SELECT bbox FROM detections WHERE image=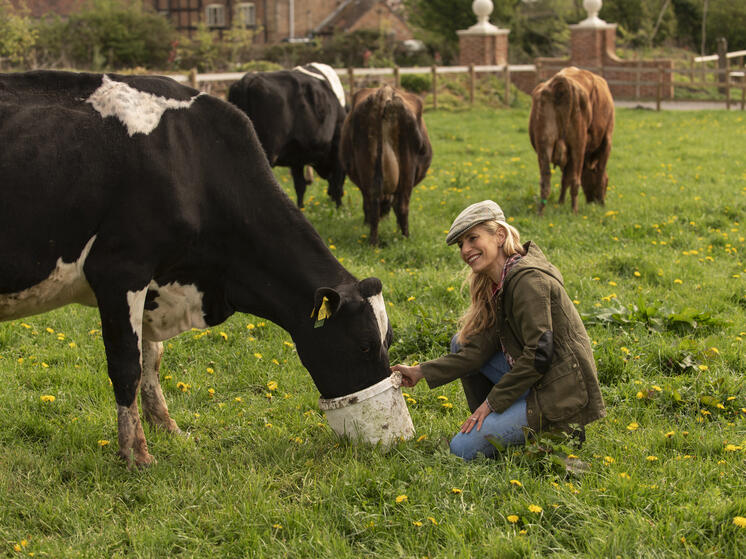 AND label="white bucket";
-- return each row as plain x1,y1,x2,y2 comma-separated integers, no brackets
318,372,415,447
